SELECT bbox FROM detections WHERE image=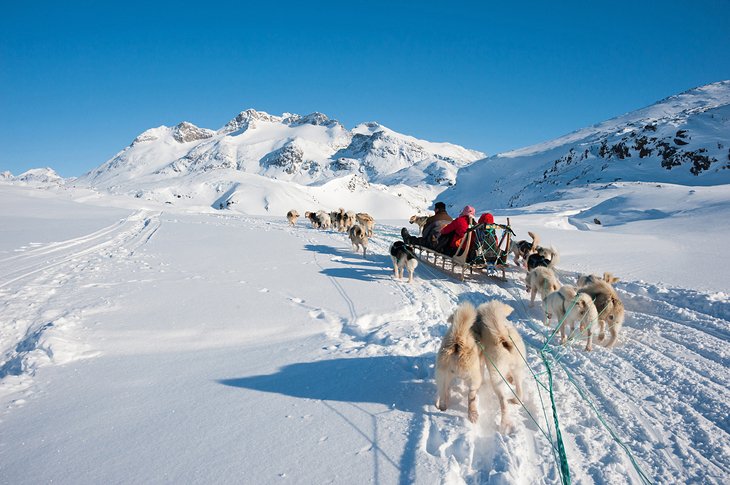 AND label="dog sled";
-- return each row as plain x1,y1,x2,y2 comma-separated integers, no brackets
411,219,514,281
